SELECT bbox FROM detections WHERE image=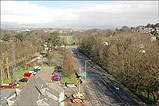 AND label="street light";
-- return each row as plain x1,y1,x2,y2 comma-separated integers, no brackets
85,60,91,79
